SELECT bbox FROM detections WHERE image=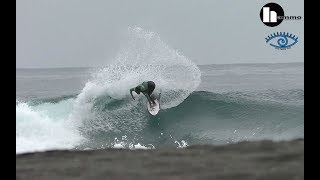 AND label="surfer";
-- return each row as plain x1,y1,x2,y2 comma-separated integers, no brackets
130,81,156,106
